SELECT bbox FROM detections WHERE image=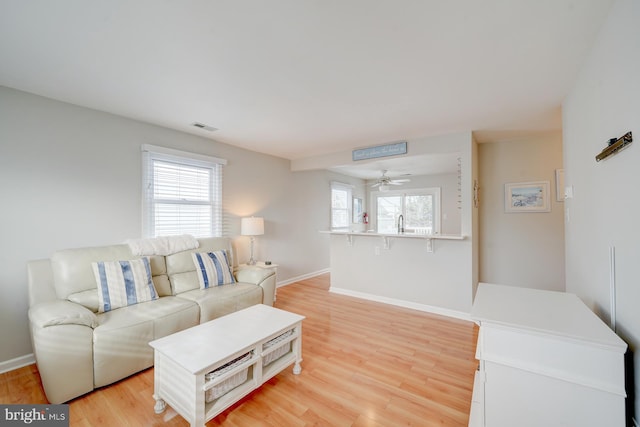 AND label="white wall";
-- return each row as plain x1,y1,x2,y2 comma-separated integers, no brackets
329,235,472,316
0,86,331,366
478,135,565,291
562,0,640,421
471,135,479,298
328,131,477,315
